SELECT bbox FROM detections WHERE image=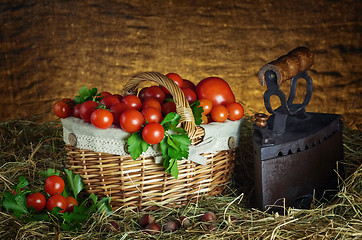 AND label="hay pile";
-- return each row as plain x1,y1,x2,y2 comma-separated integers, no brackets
0,118,361,239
